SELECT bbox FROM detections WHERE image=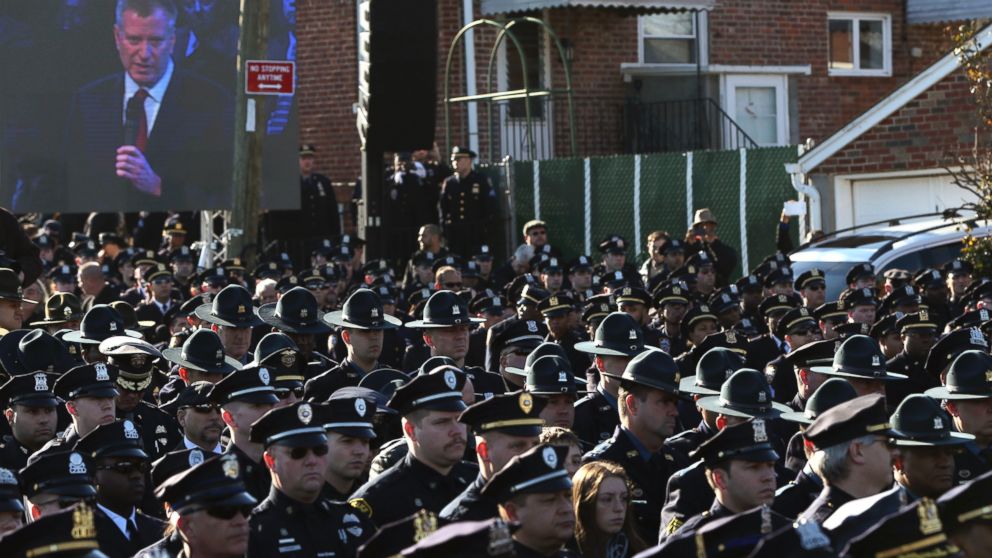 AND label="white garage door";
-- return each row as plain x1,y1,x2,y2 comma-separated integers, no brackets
848,173,976,227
